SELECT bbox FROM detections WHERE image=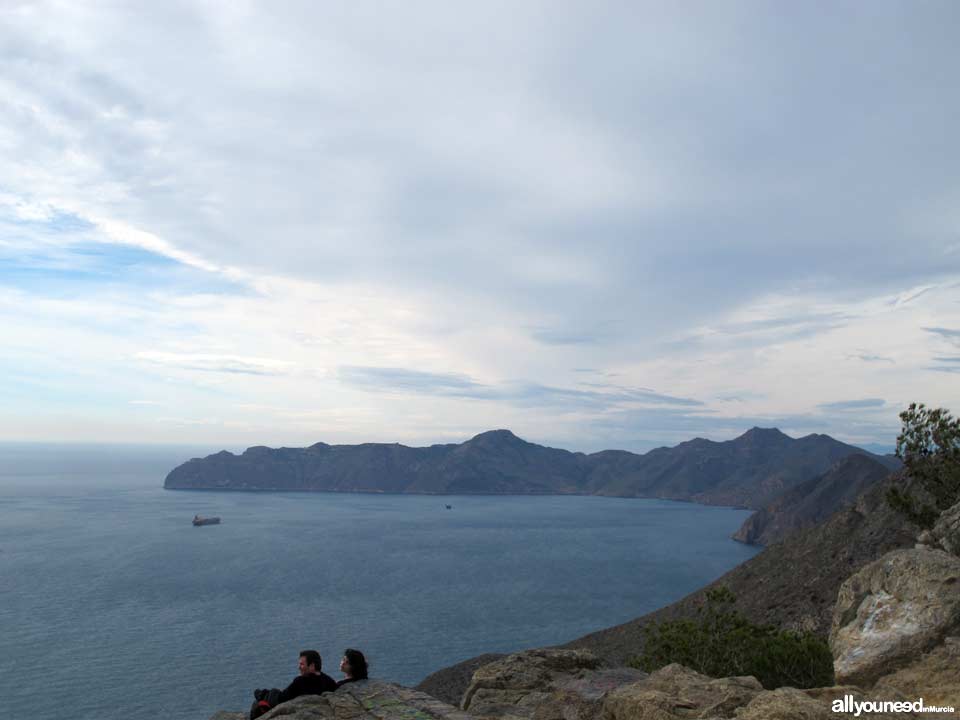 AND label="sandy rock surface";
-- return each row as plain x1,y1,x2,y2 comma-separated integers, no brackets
461,649,645,720
602,663,763,719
